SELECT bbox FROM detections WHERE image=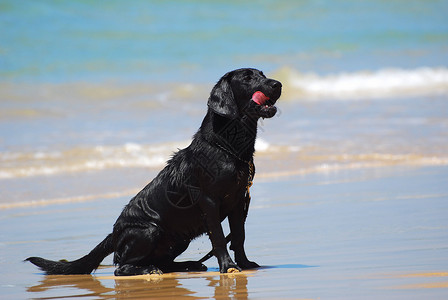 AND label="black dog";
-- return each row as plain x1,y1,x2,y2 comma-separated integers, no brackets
26,68,282,275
